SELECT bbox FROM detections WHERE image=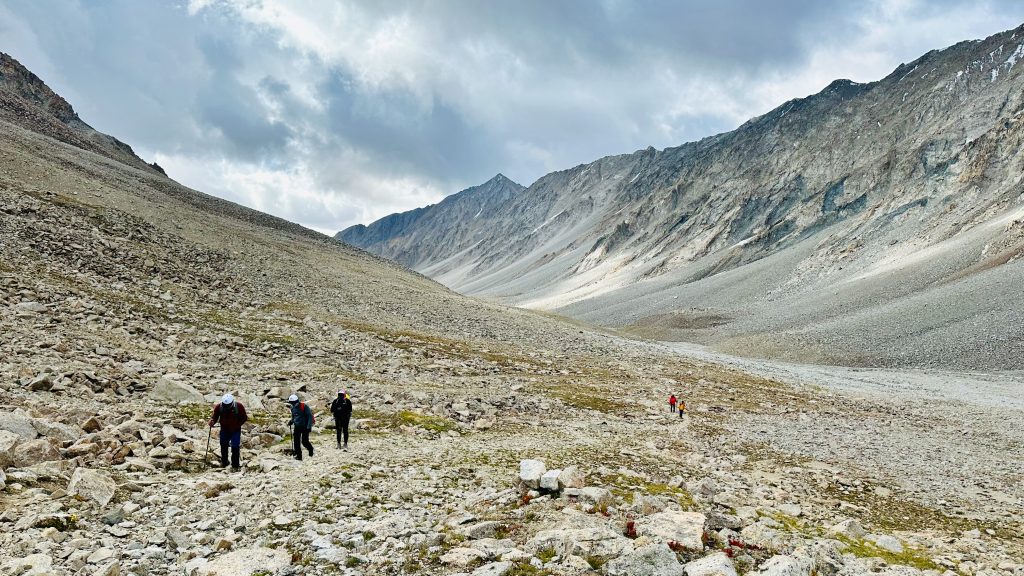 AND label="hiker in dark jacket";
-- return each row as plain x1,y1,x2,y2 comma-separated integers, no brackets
287,394,315,460
209,394,248,470
329,389,353,450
